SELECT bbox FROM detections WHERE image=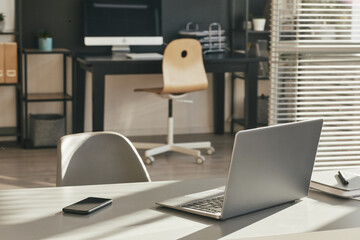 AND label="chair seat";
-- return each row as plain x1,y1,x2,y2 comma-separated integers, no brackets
134,88,190,99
